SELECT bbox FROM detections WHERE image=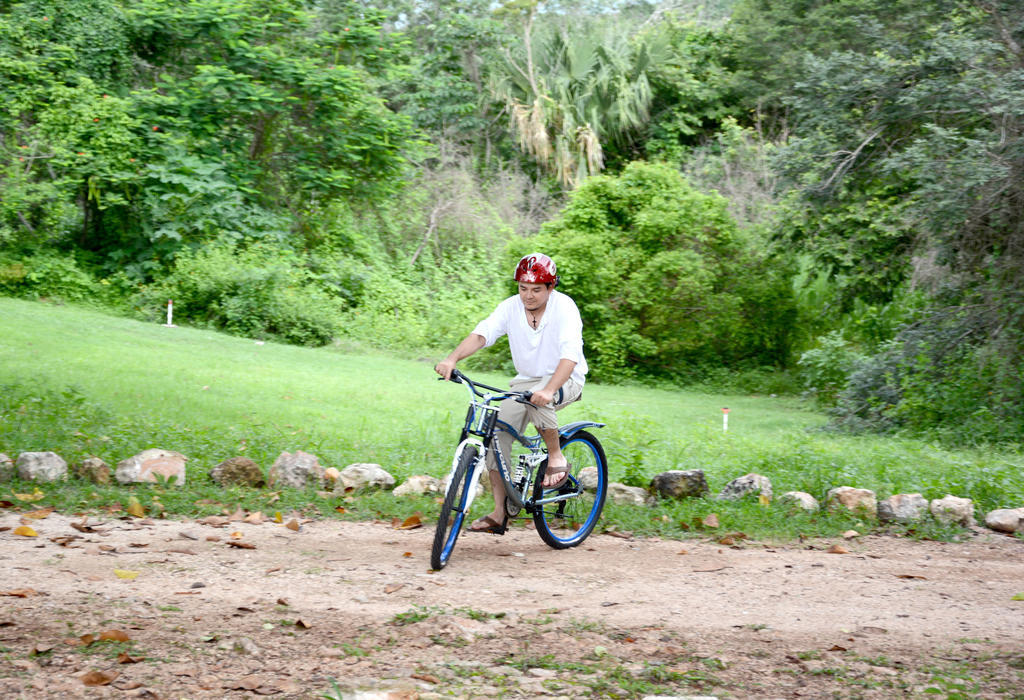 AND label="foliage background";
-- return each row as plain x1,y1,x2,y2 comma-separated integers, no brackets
1,0,1022,447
